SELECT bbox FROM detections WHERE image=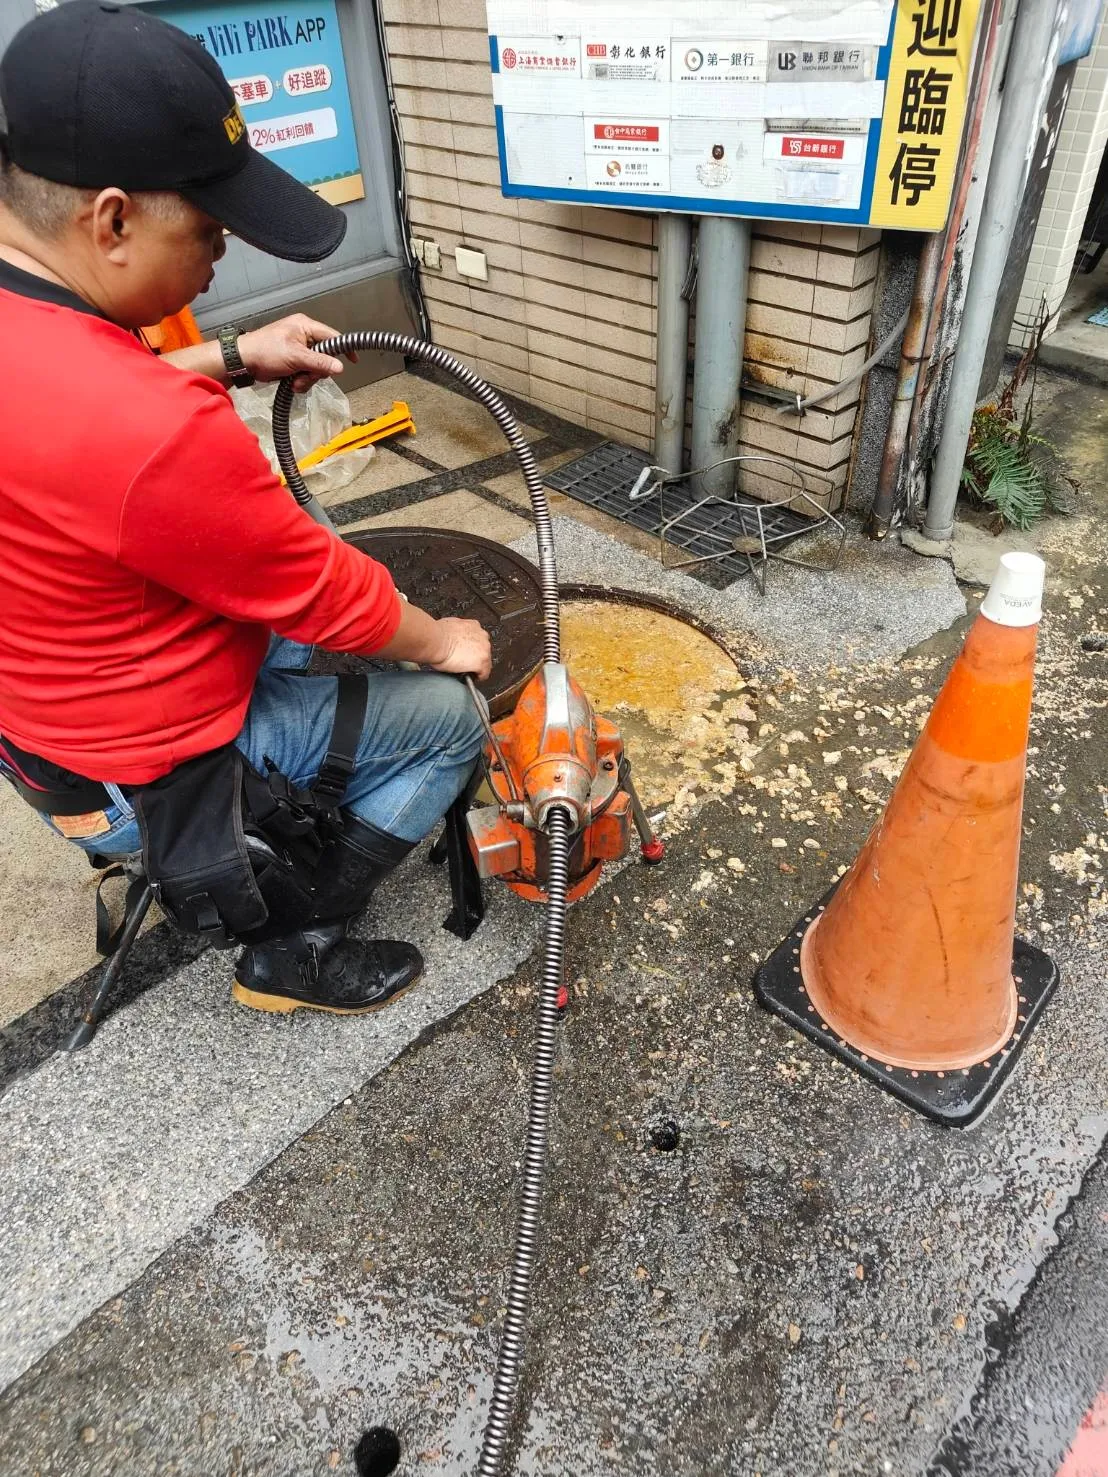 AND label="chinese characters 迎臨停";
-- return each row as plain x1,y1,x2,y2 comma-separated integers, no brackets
907,0,962,56
888,140,941,204
899,66,953,134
